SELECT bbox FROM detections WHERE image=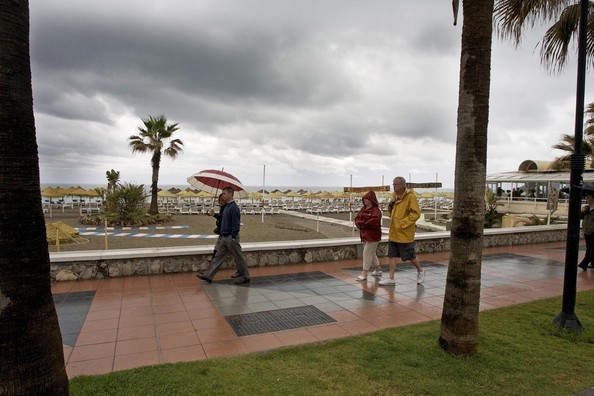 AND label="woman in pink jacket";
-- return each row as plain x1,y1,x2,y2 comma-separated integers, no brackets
354,190,383,281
